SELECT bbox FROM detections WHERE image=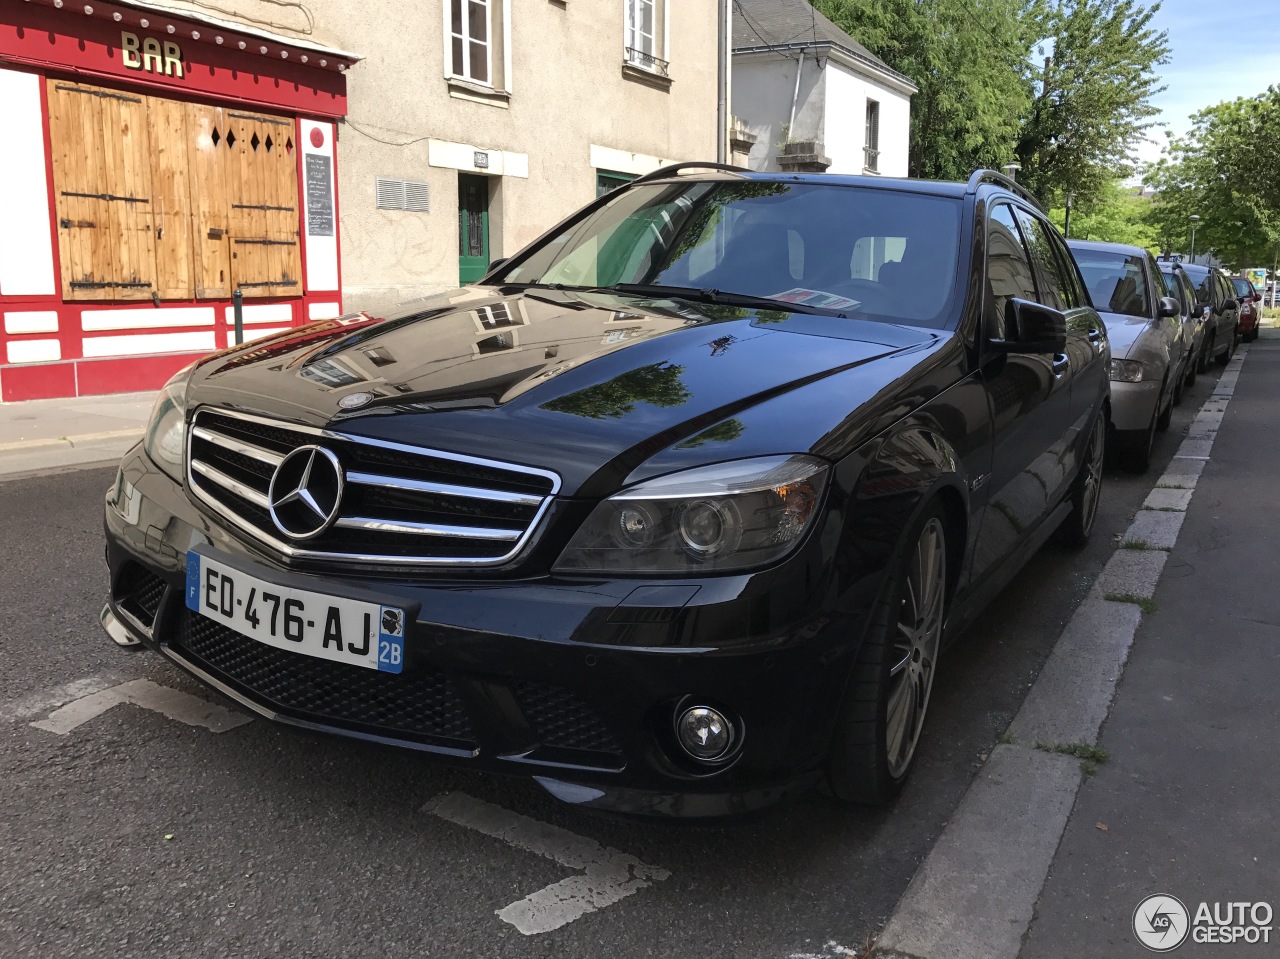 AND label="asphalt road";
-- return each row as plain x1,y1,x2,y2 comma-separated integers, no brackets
0,363,1227,959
